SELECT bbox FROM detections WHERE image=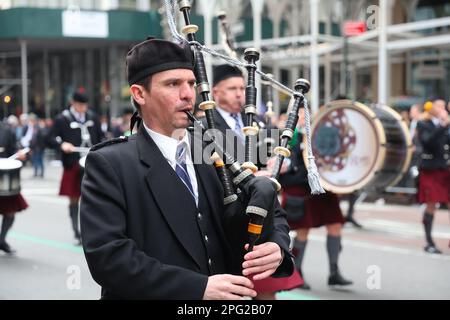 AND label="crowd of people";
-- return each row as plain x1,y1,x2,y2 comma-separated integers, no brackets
0,93,136,252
